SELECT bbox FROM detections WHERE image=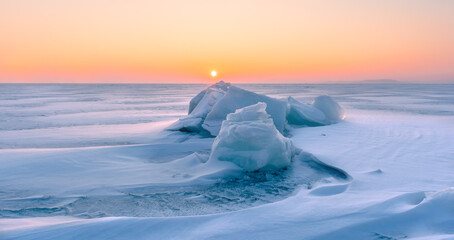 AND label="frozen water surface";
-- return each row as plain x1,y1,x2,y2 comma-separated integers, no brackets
1,83,453,239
